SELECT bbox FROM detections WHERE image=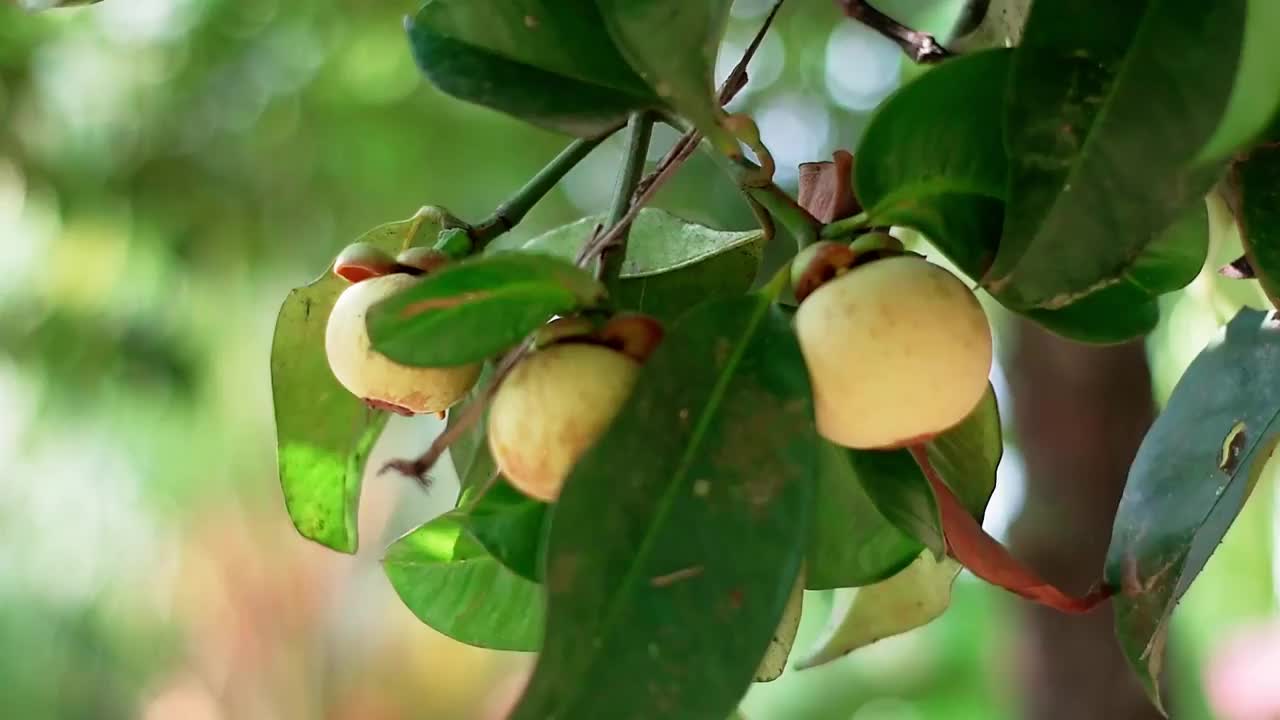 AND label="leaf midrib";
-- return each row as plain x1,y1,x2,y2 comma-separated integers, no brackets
543,295,773,717
1001,3,1177,278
